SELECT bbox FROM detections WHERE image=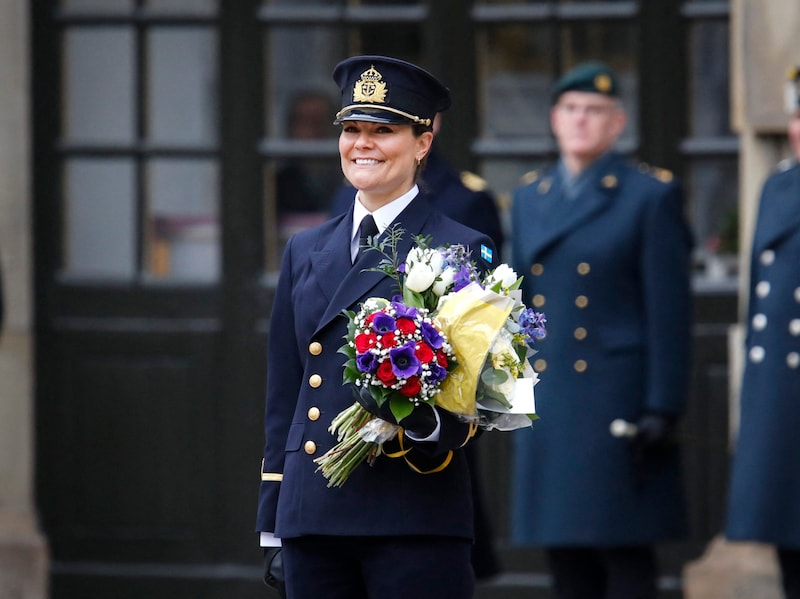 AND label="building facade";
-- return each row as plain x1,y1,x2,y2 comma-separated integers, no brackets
0,1,796,597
